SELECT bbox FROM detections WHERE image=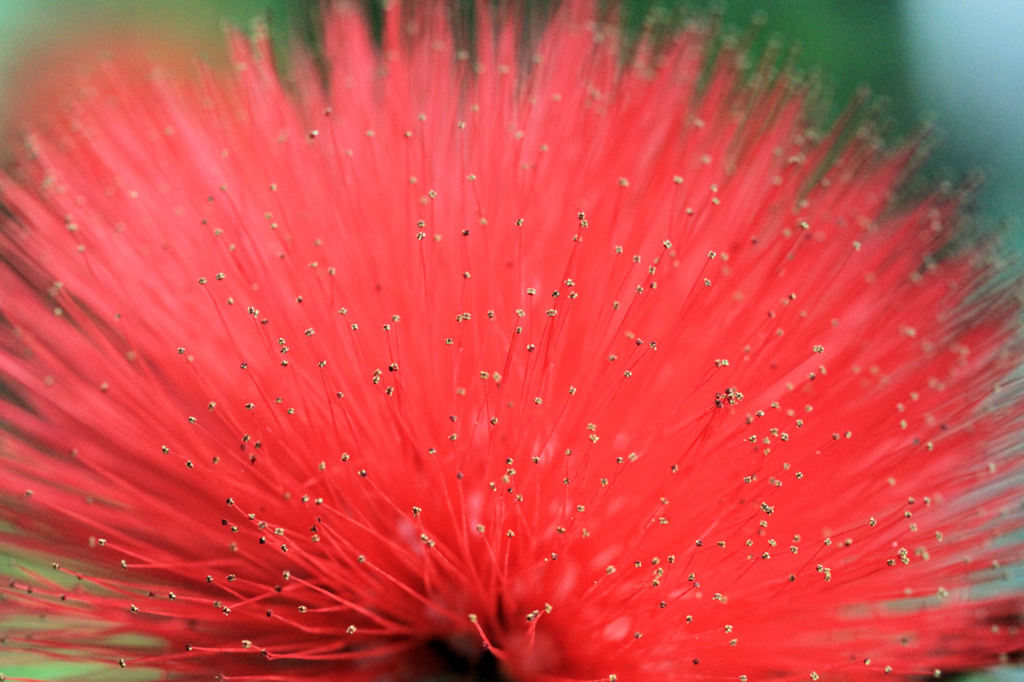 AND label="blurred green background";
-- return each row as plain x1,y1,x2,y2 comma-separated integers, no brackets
0,0,1021,680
